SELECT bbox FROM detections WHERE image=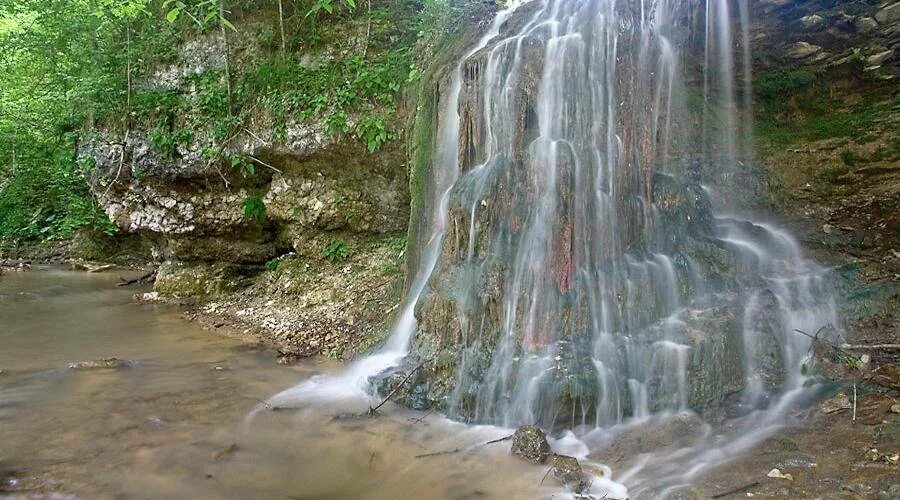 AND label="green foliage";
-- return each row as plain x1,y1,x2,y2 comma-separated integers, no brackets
150,127,193,158
163,0,235,31
321,238,349,262
0,0,442,244
307,0,356,17
242,195,266,221
383,234,406,256
229,153,255,176
0,0,149,245
265,257,279,272
754,68,820,102
357,114,396,152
